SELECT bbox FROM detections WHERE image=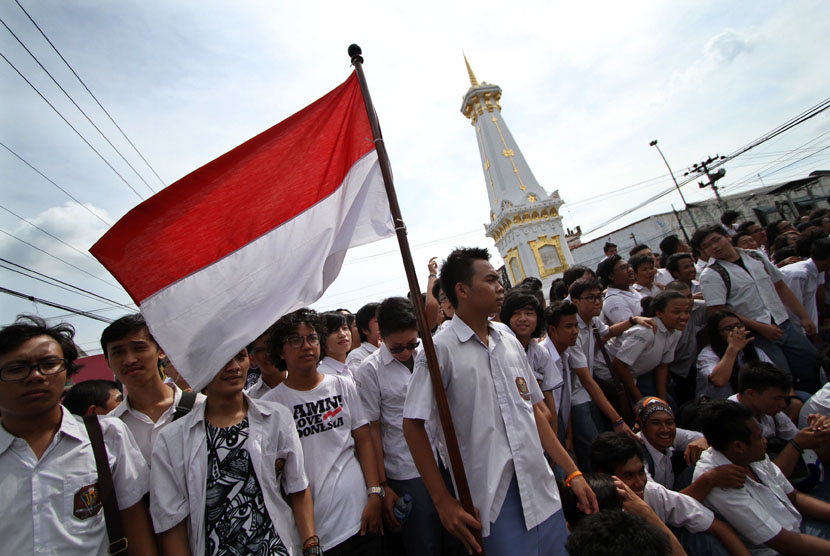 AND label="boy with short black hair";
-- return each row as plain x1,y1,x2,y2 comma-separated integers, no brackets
102,314,204,463
630,253,661,298
63,379,124,416
0,315,156,555
347,302,382,368
246,326,288,398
